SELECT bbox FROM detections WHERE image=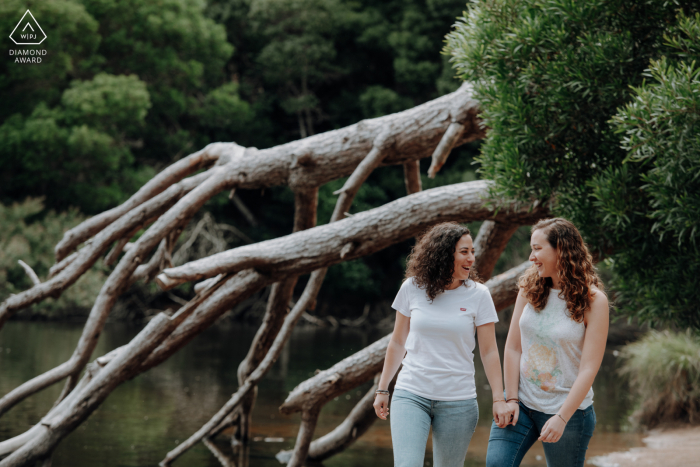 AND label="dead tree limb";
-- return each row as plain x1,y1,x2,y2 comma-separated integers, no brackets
0,270,262,464
487,261,530,310
156,181,546,289
54,146,225,262
402,160,422,195
427,122,465,178
473,220,521,281
0,163,234,416
52,81,482,267
17,261,40,286
0,169,214,329
163,127,397,464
